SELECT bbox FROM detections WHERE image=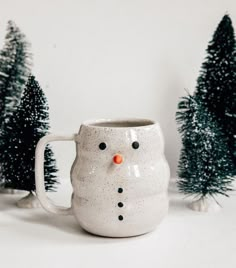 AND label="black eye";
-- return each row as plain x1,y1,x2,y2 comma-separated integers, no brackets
99,142,106,150
132,141,139,149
